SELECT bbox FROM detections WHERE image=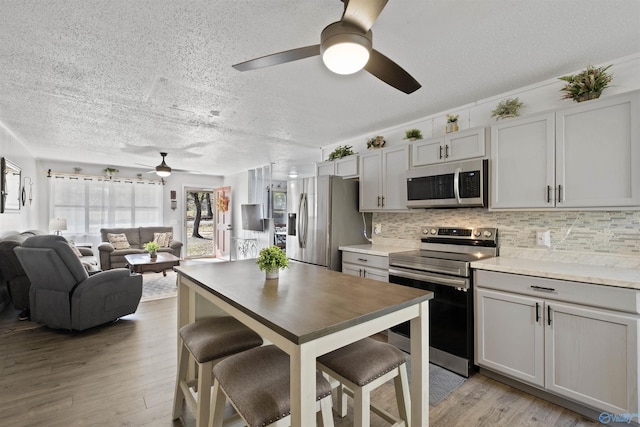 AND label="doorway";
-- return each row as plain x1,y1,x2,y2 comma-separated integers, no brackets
214,186,232,259
184,188,215,259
